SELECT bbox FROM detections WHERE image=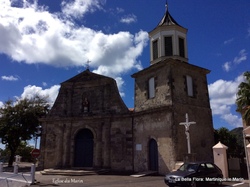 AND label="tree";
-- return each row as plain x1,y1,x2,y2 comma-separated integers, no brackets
214,127,244,158
236,71,250,125
0,142,34,162
0,96,49,166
